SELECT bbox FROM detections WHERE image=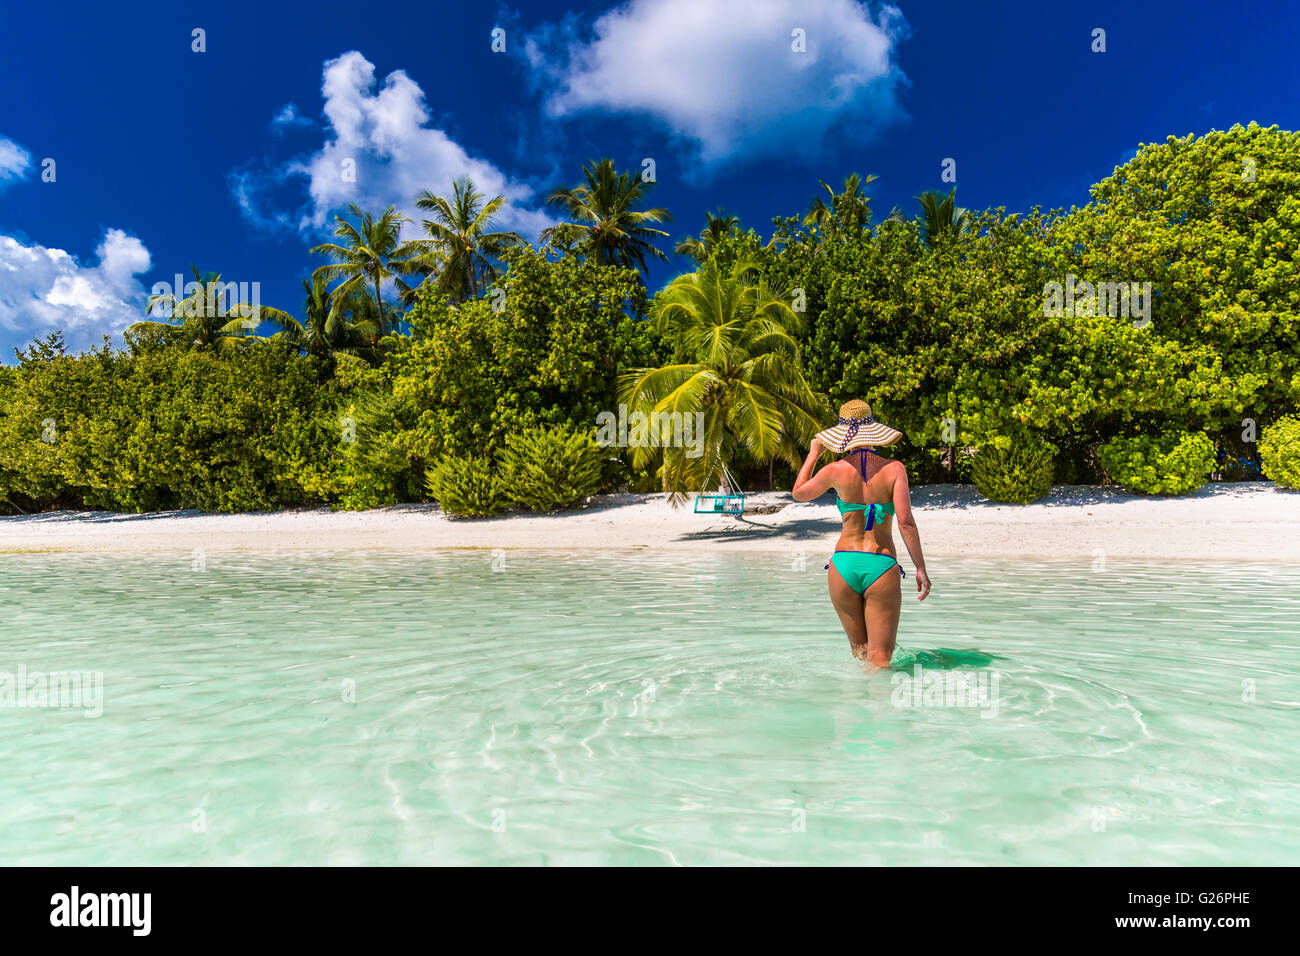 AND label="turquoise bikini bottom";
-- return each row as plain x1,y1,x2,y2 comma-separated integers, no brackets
825,550,905,594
